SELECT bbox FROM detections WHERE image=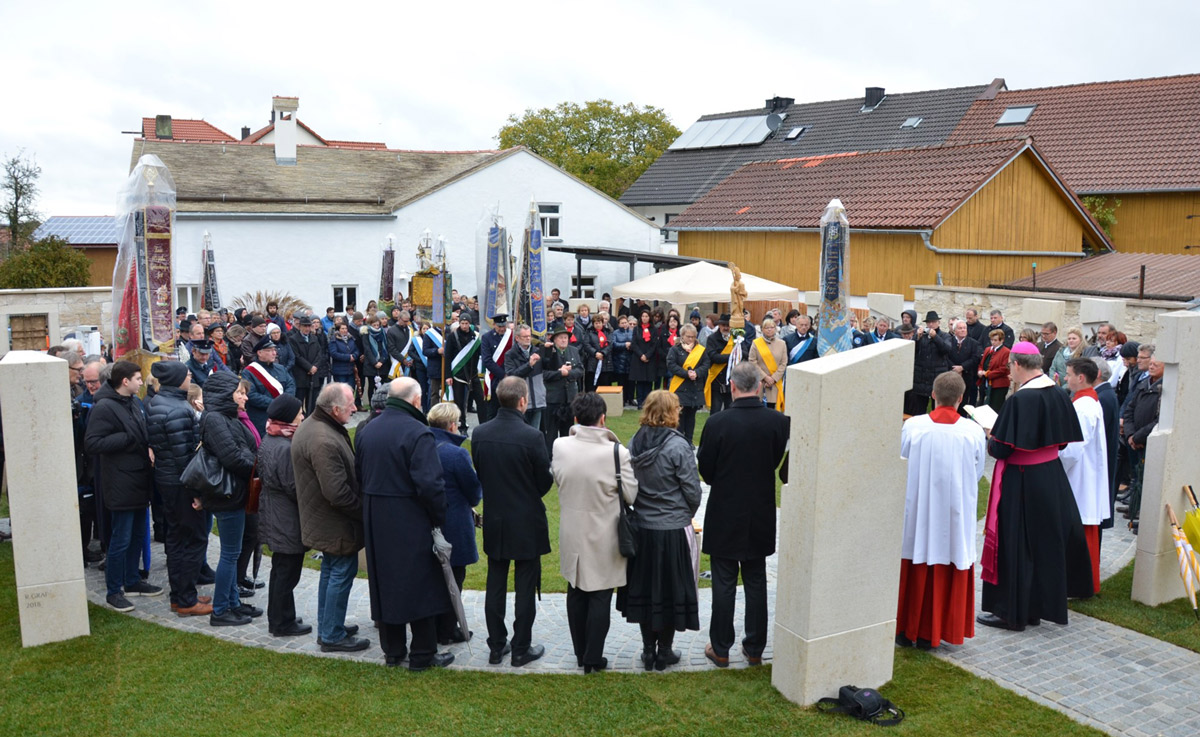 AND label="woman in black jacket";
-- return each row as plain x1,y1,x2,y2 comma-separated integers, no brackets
199,371,259,626
257,394,311,637
665,324,711,445
629,310,658,408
